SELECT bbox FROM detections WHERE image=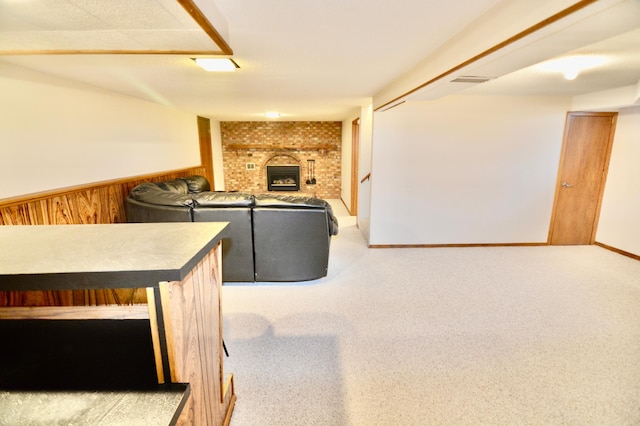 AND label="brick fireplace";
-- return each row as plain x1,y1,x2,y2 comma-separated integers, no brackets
266,165,300,191
220,121,341,199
